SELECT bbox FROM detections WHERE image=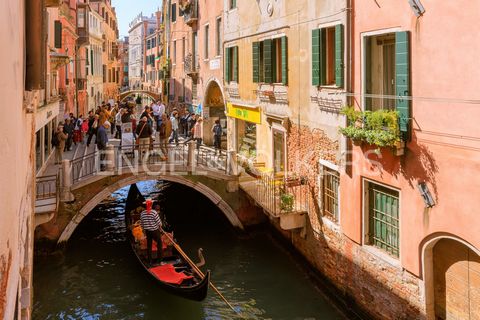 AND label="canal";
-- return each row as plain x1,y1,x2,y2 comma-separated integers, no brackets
33,181,350,320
